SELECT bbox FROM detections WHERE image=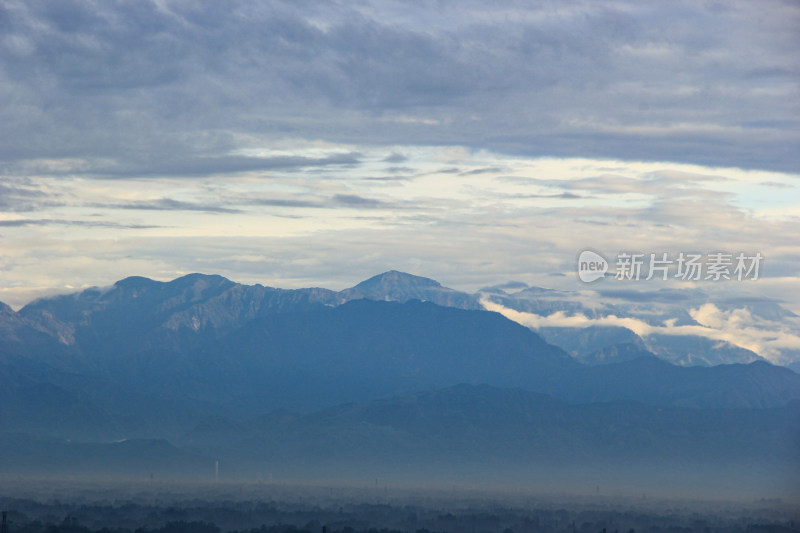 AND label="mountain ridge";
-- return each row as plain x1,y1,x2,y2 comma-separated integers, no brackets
175,383,800,492
7,270,785,369
1,273,798,435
